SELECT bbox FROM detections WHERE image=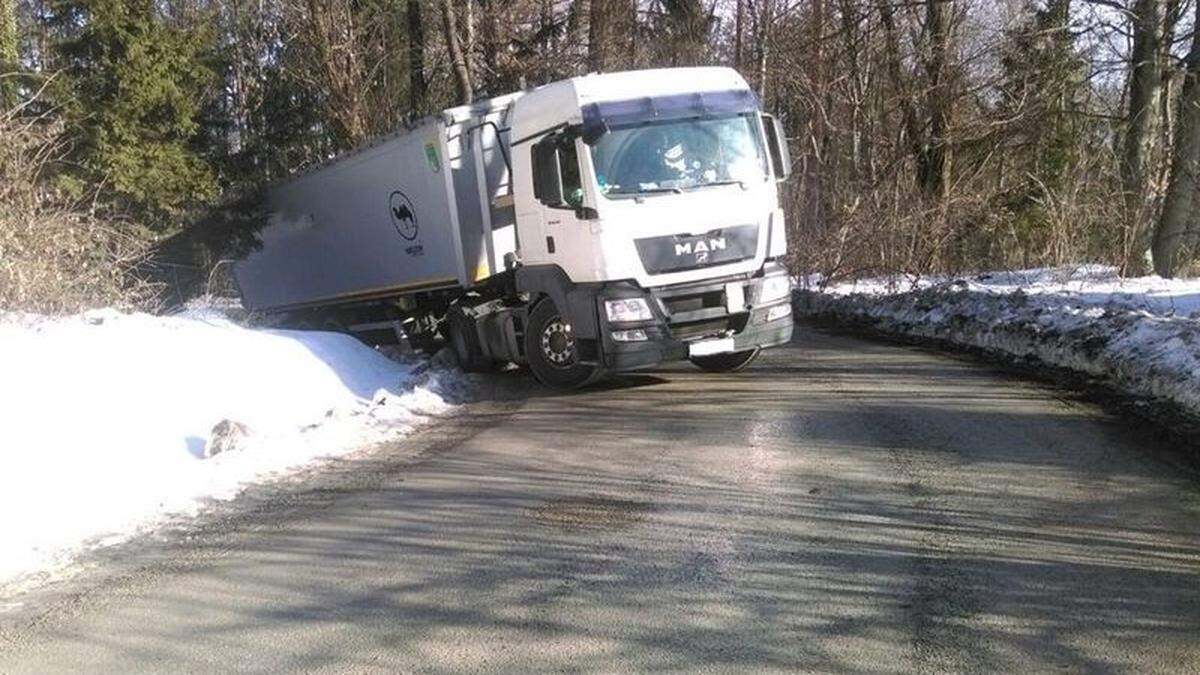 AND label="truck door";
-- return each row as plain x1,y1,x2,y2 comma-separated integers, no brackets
529,134,595,270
